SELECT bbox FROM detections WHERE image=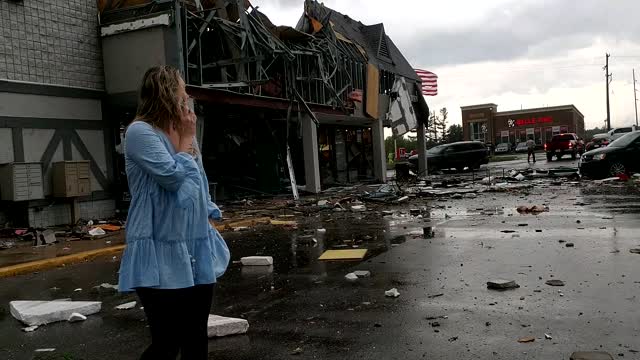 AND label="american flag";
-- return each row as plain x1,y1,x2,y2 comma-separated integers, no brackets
415,69,438,96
